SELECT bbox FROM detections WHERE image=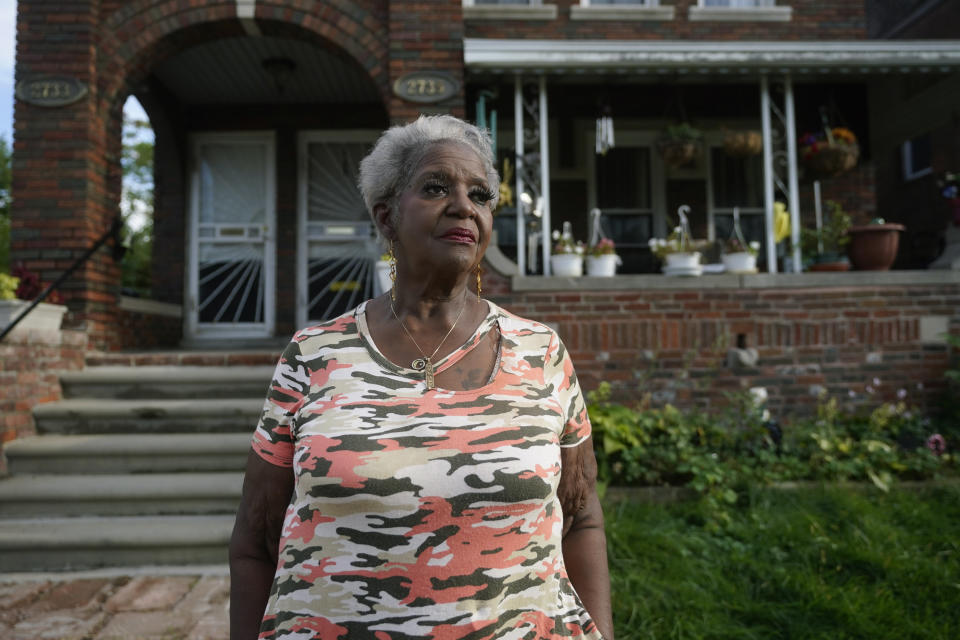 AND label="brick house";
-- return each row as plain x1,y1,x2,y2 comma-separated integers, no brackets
6,0,960,426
